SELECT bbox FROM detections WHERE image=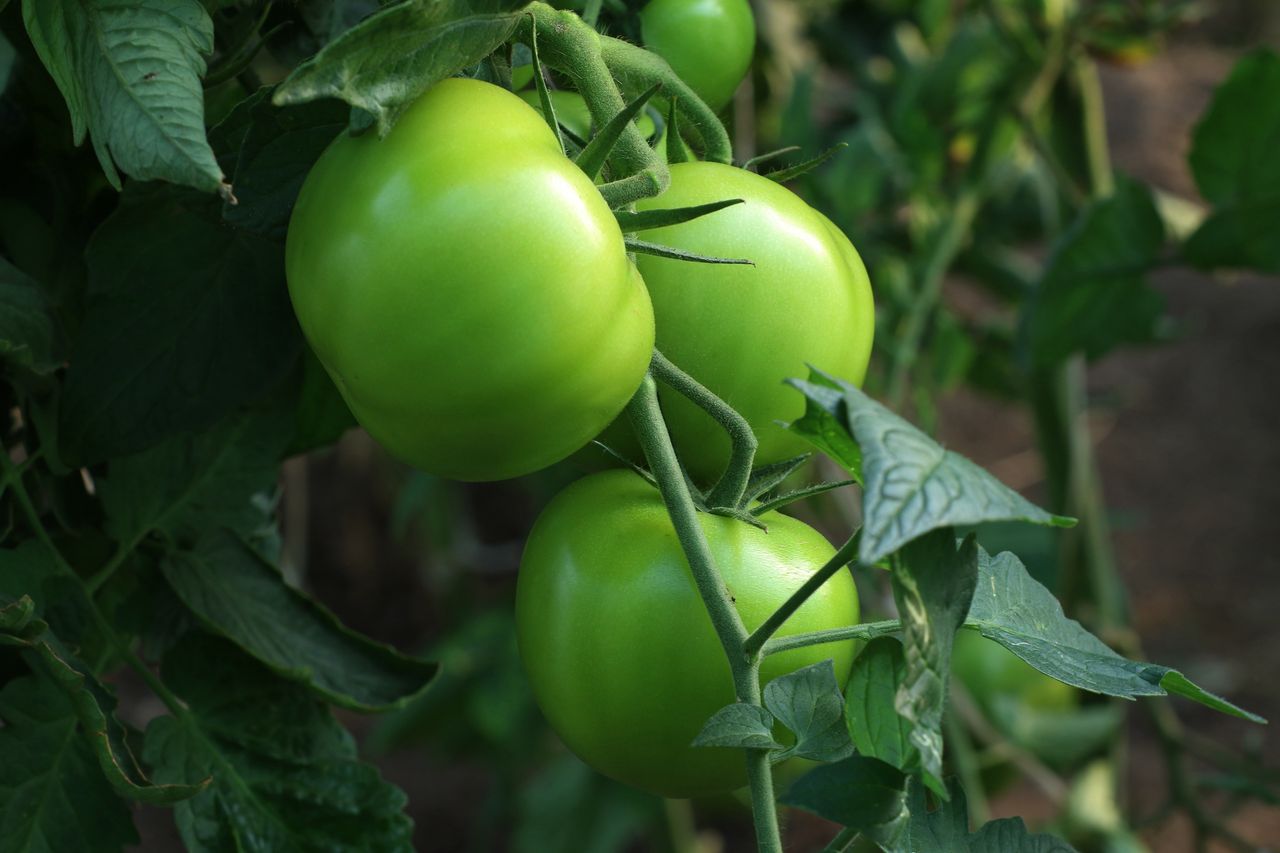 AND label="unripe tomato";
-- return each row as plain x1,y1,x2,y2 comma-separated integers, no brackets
286,78,654,481
624,162,875,482
516,470,861,798
640,0,756,110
